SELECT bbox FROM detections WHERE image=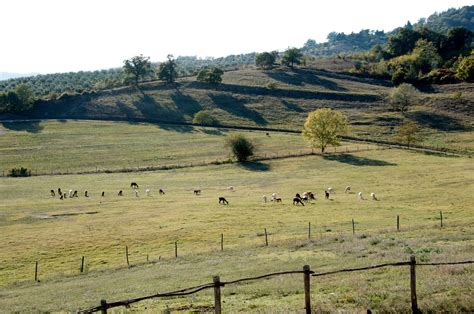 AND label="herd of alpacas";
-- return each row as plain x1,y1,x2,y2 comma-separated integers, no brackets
49,183,378,205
